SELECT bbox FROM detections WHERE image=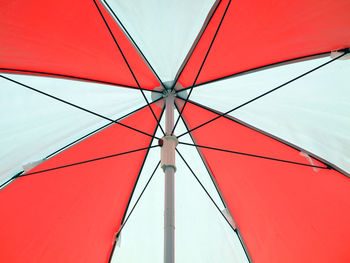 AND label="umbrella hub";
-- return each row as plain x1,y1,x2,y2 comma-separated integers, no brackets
162,88,176,98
